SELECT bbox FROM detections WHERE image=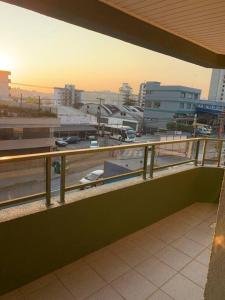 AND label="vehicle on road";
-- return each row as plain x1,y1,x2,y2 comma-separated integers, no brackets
136,131,142,137
196,124,212,136
63,136,81,144
103,125,136,142
79,169,104,187
55,139,68,147
90,140,99,148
